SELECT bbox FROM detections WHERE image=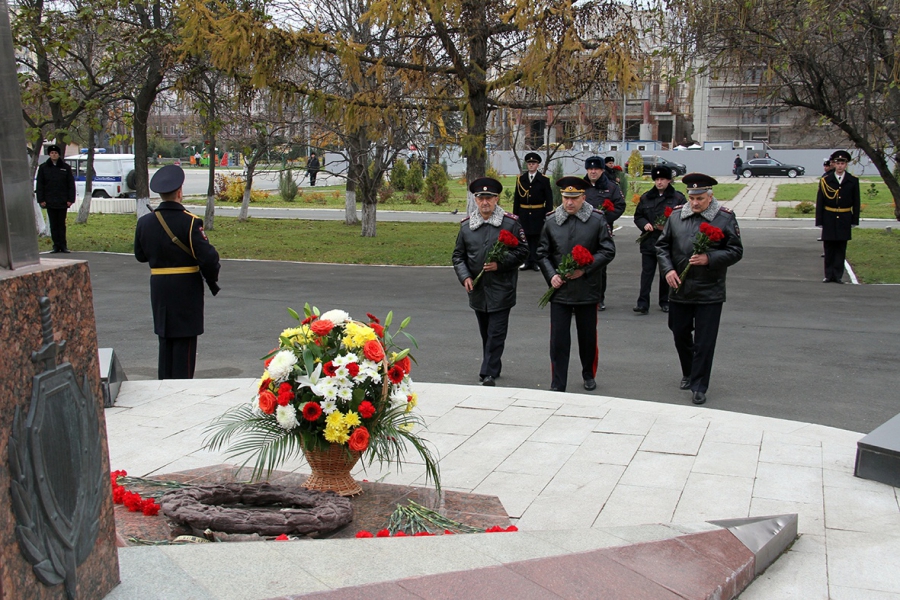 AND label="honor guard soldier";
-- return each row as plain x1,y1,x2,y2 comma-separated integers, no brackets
537,176,616,392
135,165,221,379
452,177,529,386
633,165,685,314
583,156,625,310
815,150,859,283
512,152,553,271
656,173,743,405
